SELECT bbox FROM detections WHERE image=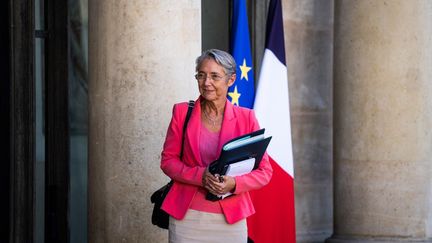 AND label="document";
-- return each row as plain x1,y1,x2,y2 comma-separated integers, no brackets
220,158,255,199
223,134,265,151
206,129,272,201
226,158,255,176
